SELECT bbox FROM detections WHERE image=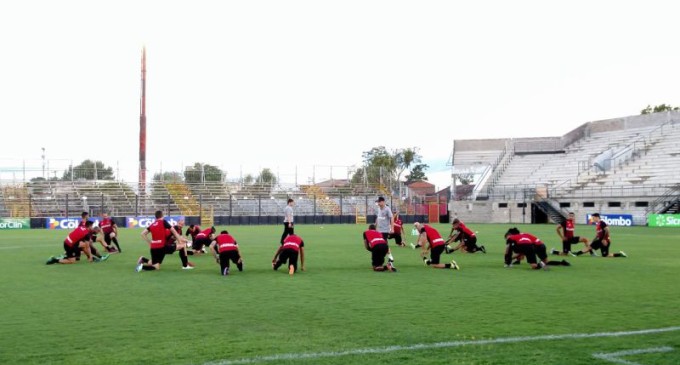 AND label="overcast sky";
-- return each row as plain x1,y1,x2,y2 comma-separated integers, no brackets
1,0,678,191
